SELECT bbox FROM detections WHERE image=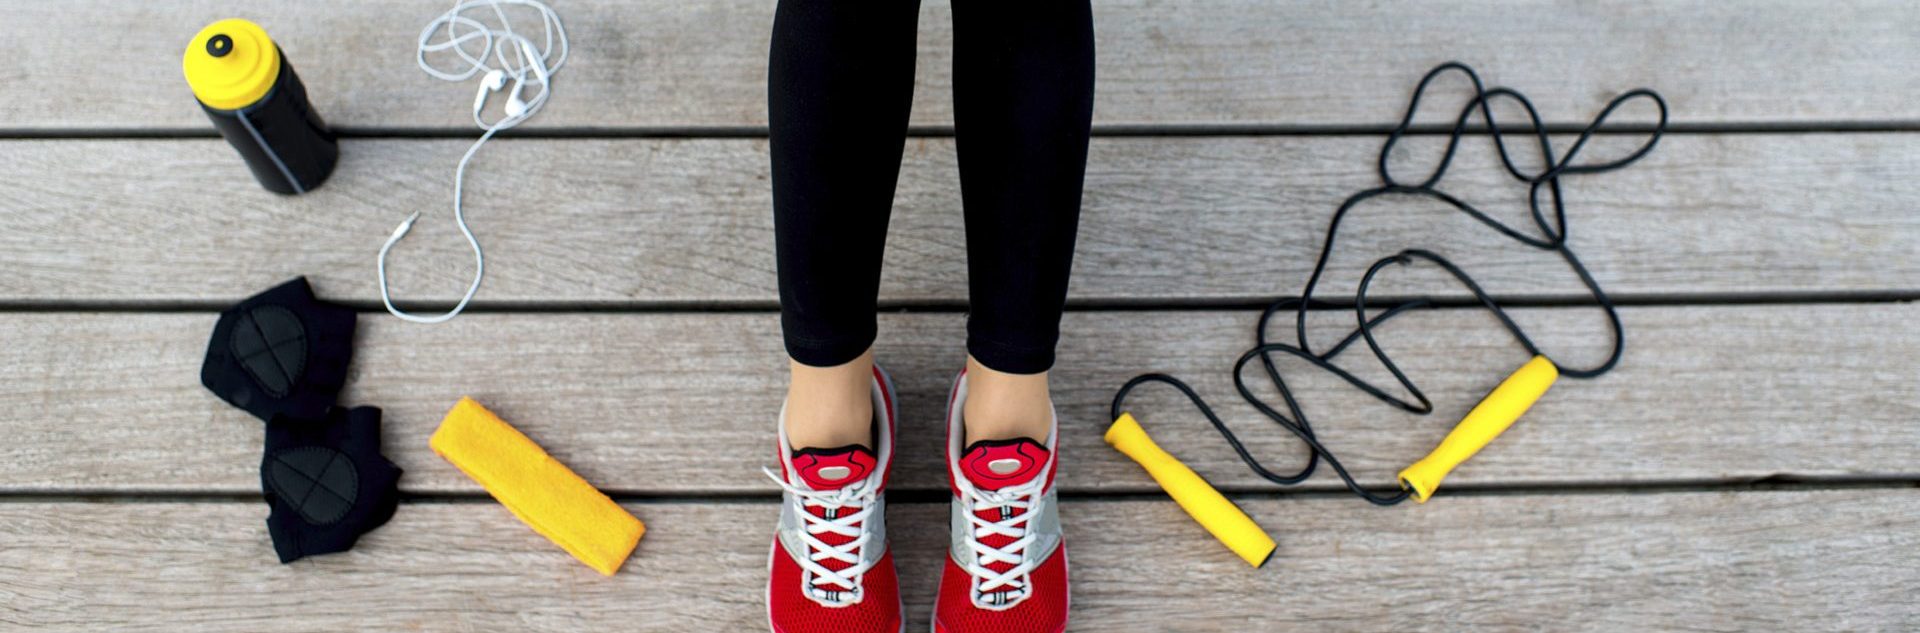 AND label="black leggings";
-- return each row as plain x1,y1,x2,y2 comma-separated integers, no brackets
769,0,1095,374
